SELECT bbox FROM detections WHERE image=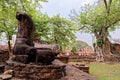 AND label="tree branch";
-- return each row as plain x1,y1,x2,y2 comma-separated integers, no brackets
20,0,27,11
78,26,87,30
107,0,112,14
104,0,112,15
104,0,108,10
106,18,120,29
94,31,99,39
